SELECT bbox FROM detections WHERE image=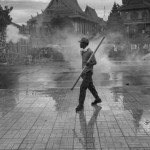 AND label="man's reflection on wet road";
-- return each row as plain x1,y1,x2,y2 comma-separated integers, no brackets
73,105,102,149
